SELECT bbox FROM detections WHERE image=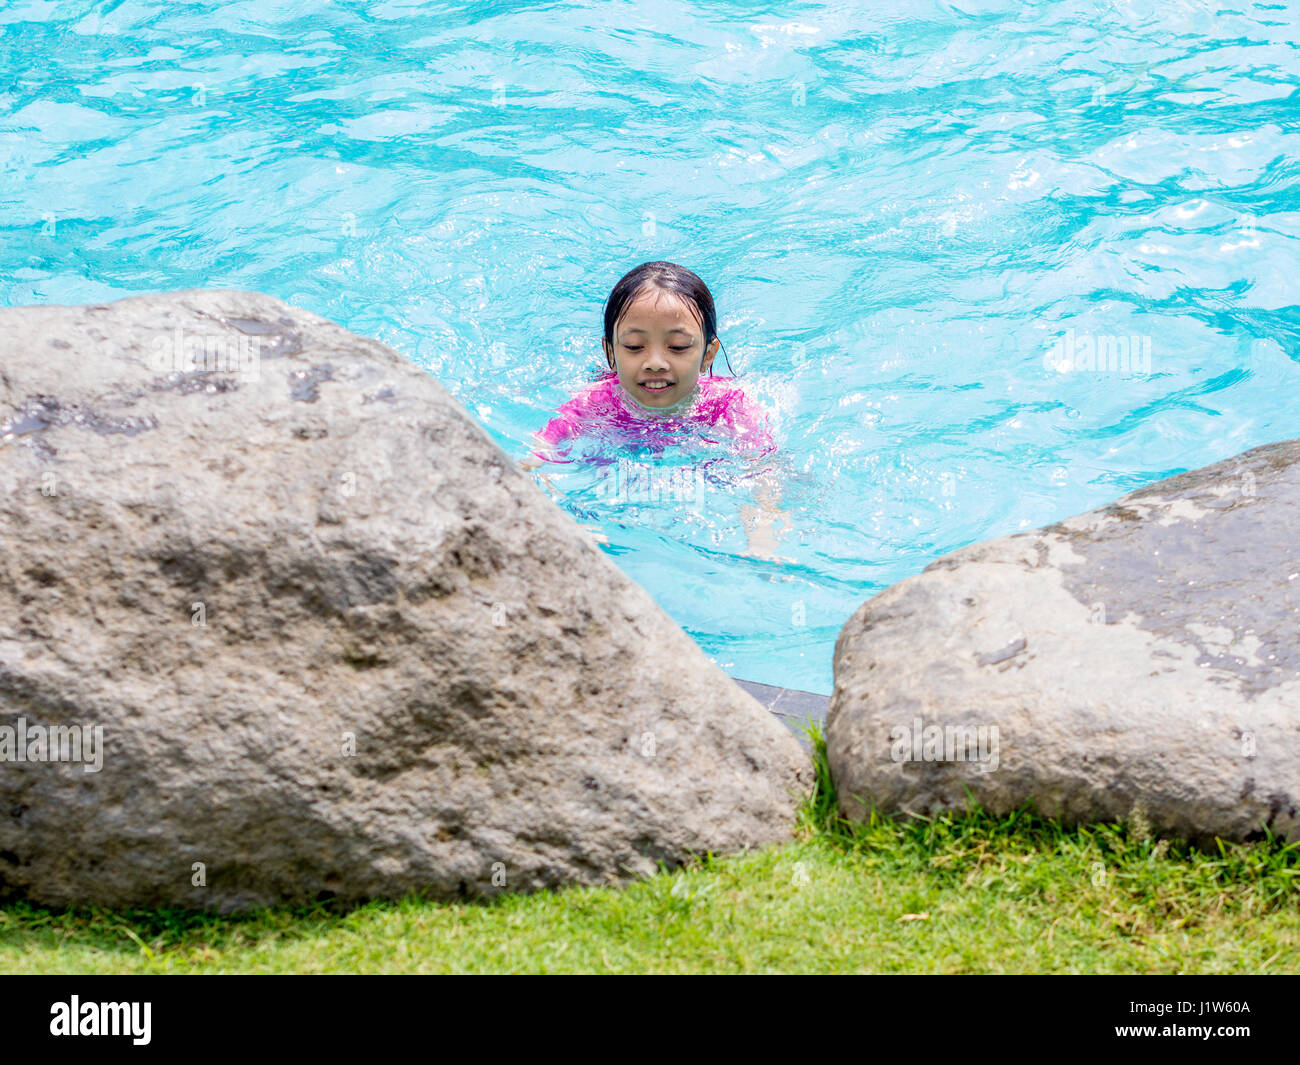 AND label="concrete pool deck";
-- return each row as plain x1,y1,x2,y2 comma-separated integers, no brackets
734,678,829,750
